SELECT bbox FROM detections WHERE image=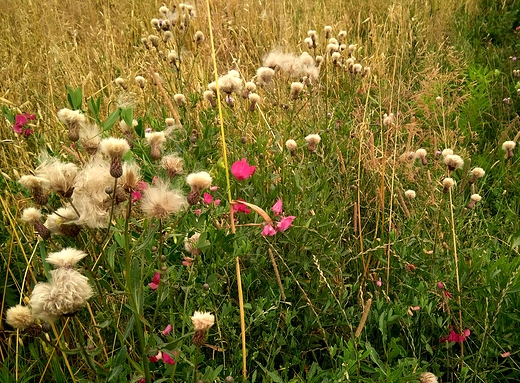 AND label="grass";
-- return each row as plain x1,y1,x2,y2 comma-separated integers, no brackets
1,0,520,382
